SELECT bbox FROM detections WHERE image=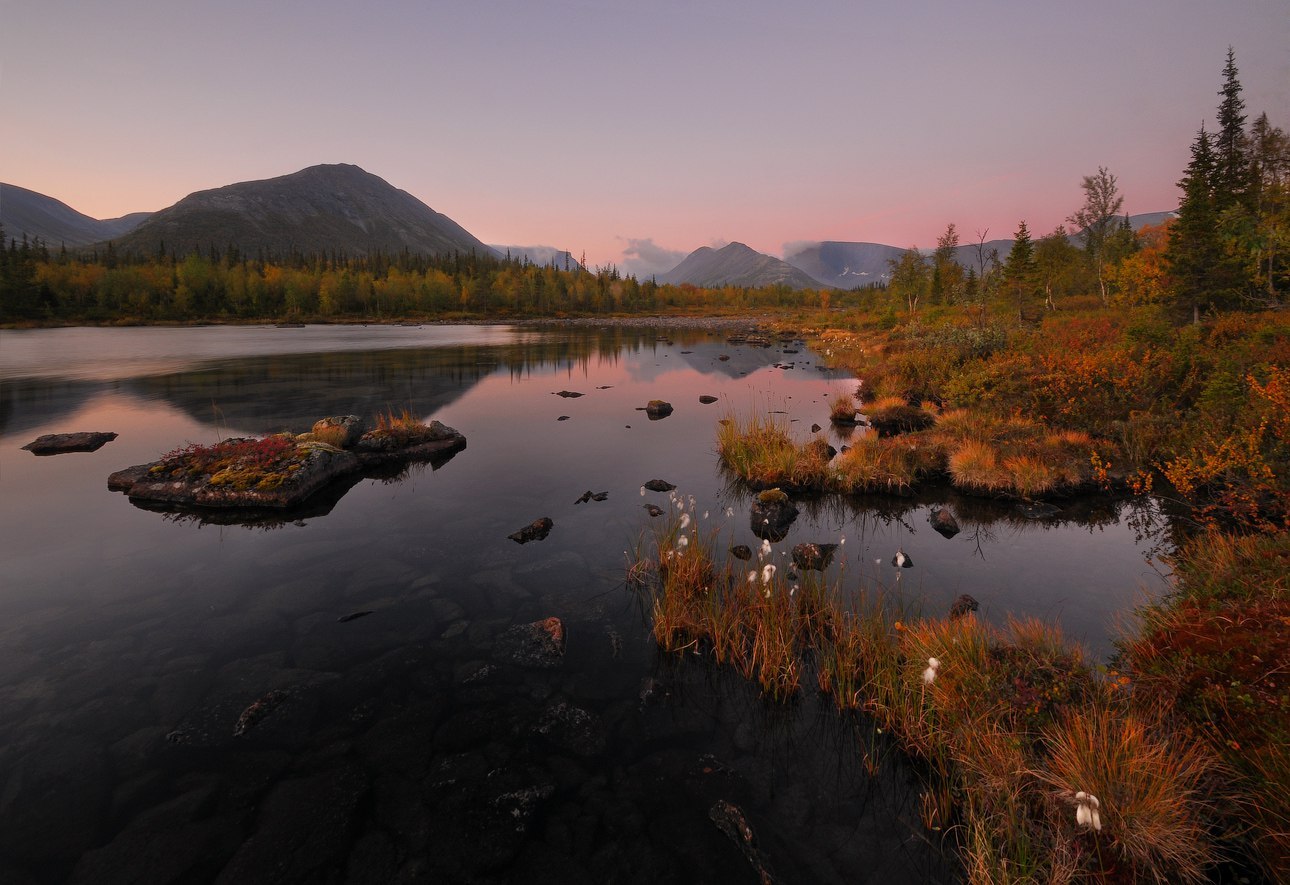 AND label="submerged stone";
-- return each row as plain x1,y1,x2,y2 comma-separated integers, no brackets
791,542,838,572
929,507,961,538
